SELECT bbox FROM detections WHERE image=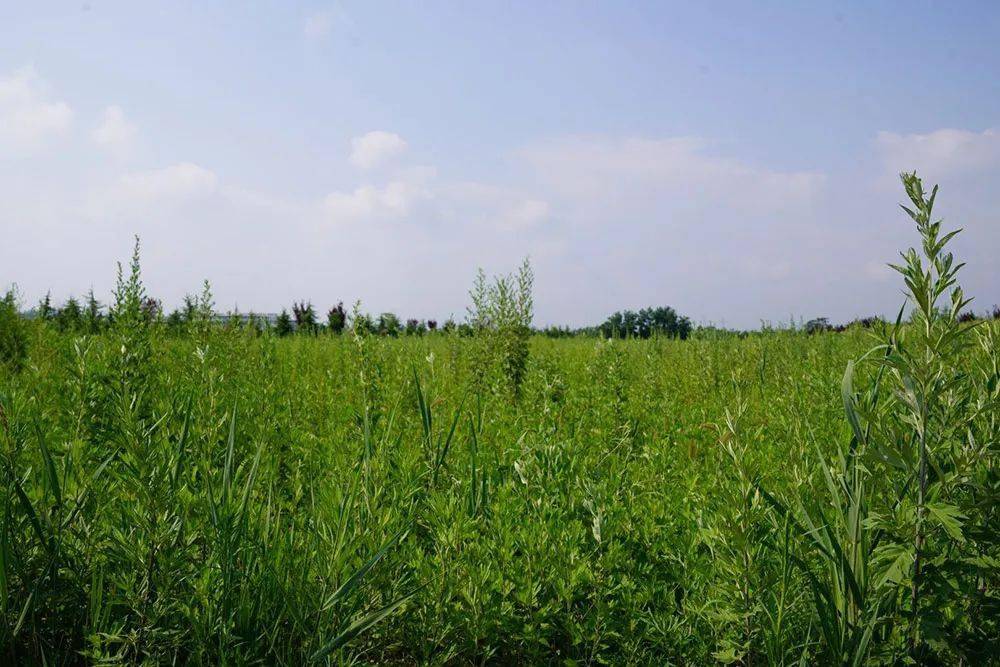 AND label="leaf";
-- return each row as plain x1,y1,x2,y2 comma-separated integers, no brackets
874,542,913,587
35,422,61,508
171,392,194,490
322,524,410,611
842,361,865,448
926,502,966,543
310,590,415,660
